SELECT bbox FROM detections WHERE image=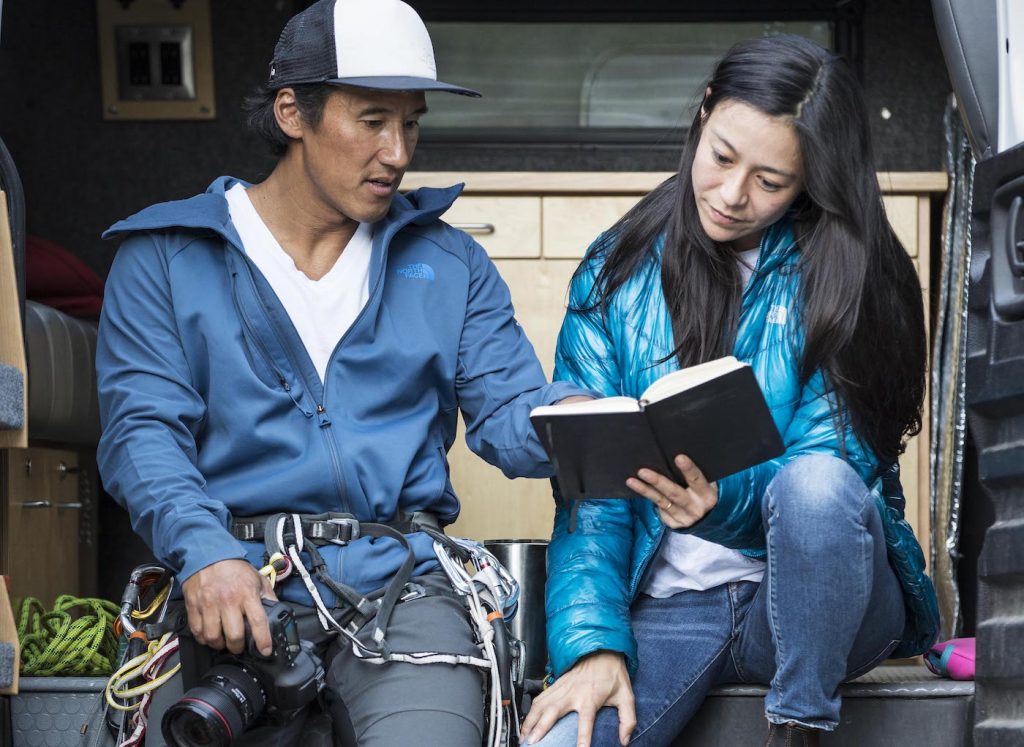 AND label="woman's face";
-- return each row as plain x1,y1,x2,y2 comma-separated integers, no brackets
690,98,805,252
